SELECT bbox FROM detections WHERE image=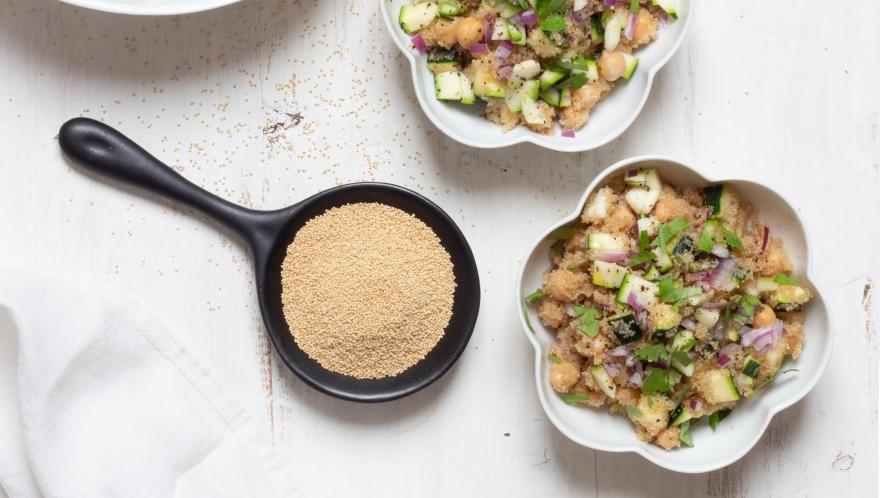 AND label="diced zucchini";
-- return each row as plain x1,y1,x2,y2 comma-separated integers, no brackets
756,276,779,293
603,13,623,51
616,273,659,306
496,0,522,18
459,74,475,104
624,170,647,186
491,17,510,40
652,0,679,19
768,284,811,312
637,216,661,237
591,365,617,398
652,247,673,272
509,23,526,45
592,261,628,289
693,308,720,328
624,168,661,215
608,313,643,345
473,68,506,98
644,264,660,281
539,69,567,90
742,356,761,379
438,0,466,18
587,233,628,253
574,59,600,83
512,59,542,80
590,16,604,44
399,2,439,33
669,235,695,257
669,404,693,427
620,52,639,80
652,303,681,332
427,61,459,74
671,352,695,377
697,219,721,253
670,329,696,352
703,184,736,223
434,71,463,101
573,0,589,10
540,87,571,107
696,369,741,404
521,96,545,125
